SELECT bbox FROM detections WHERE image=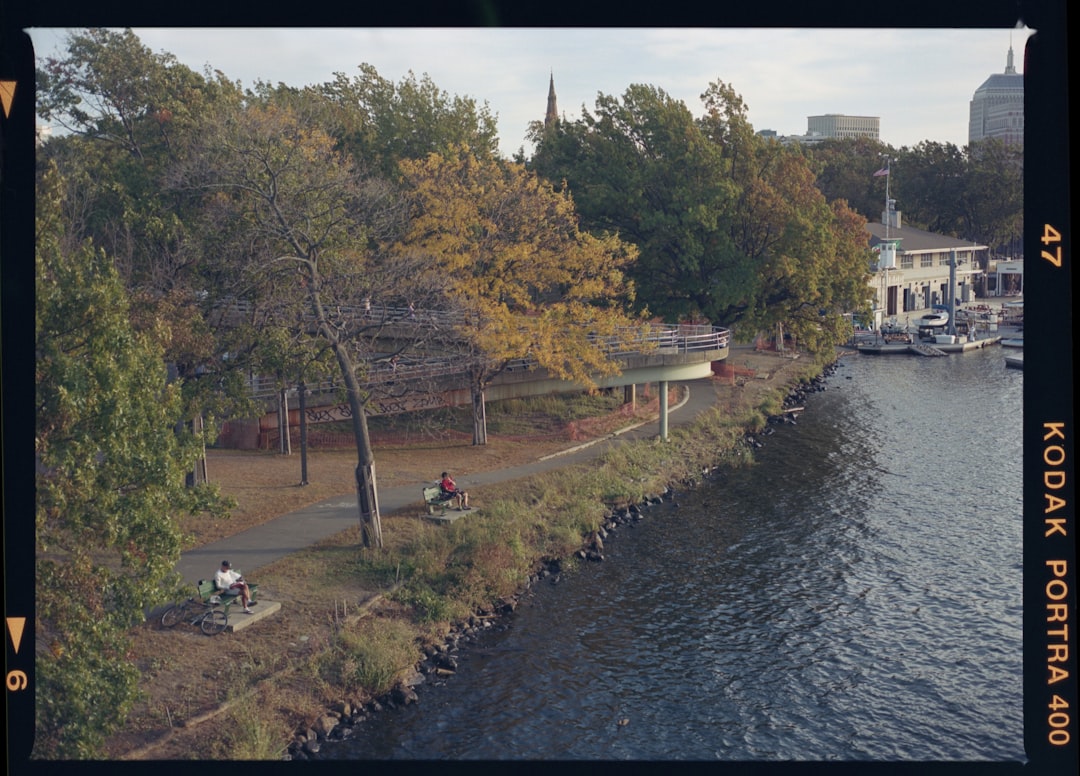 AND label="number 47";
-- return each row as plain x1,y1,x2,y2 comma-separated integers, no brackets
1041,224,1062,267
